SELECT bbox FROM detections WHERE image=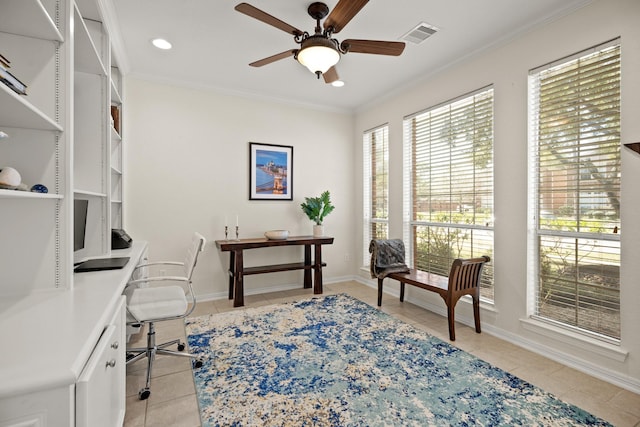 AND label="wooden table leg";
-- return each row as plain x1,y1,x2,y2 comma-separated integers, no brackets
313,244,323,294
228,251,235,300
303,244,312,289
233,250,244,307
